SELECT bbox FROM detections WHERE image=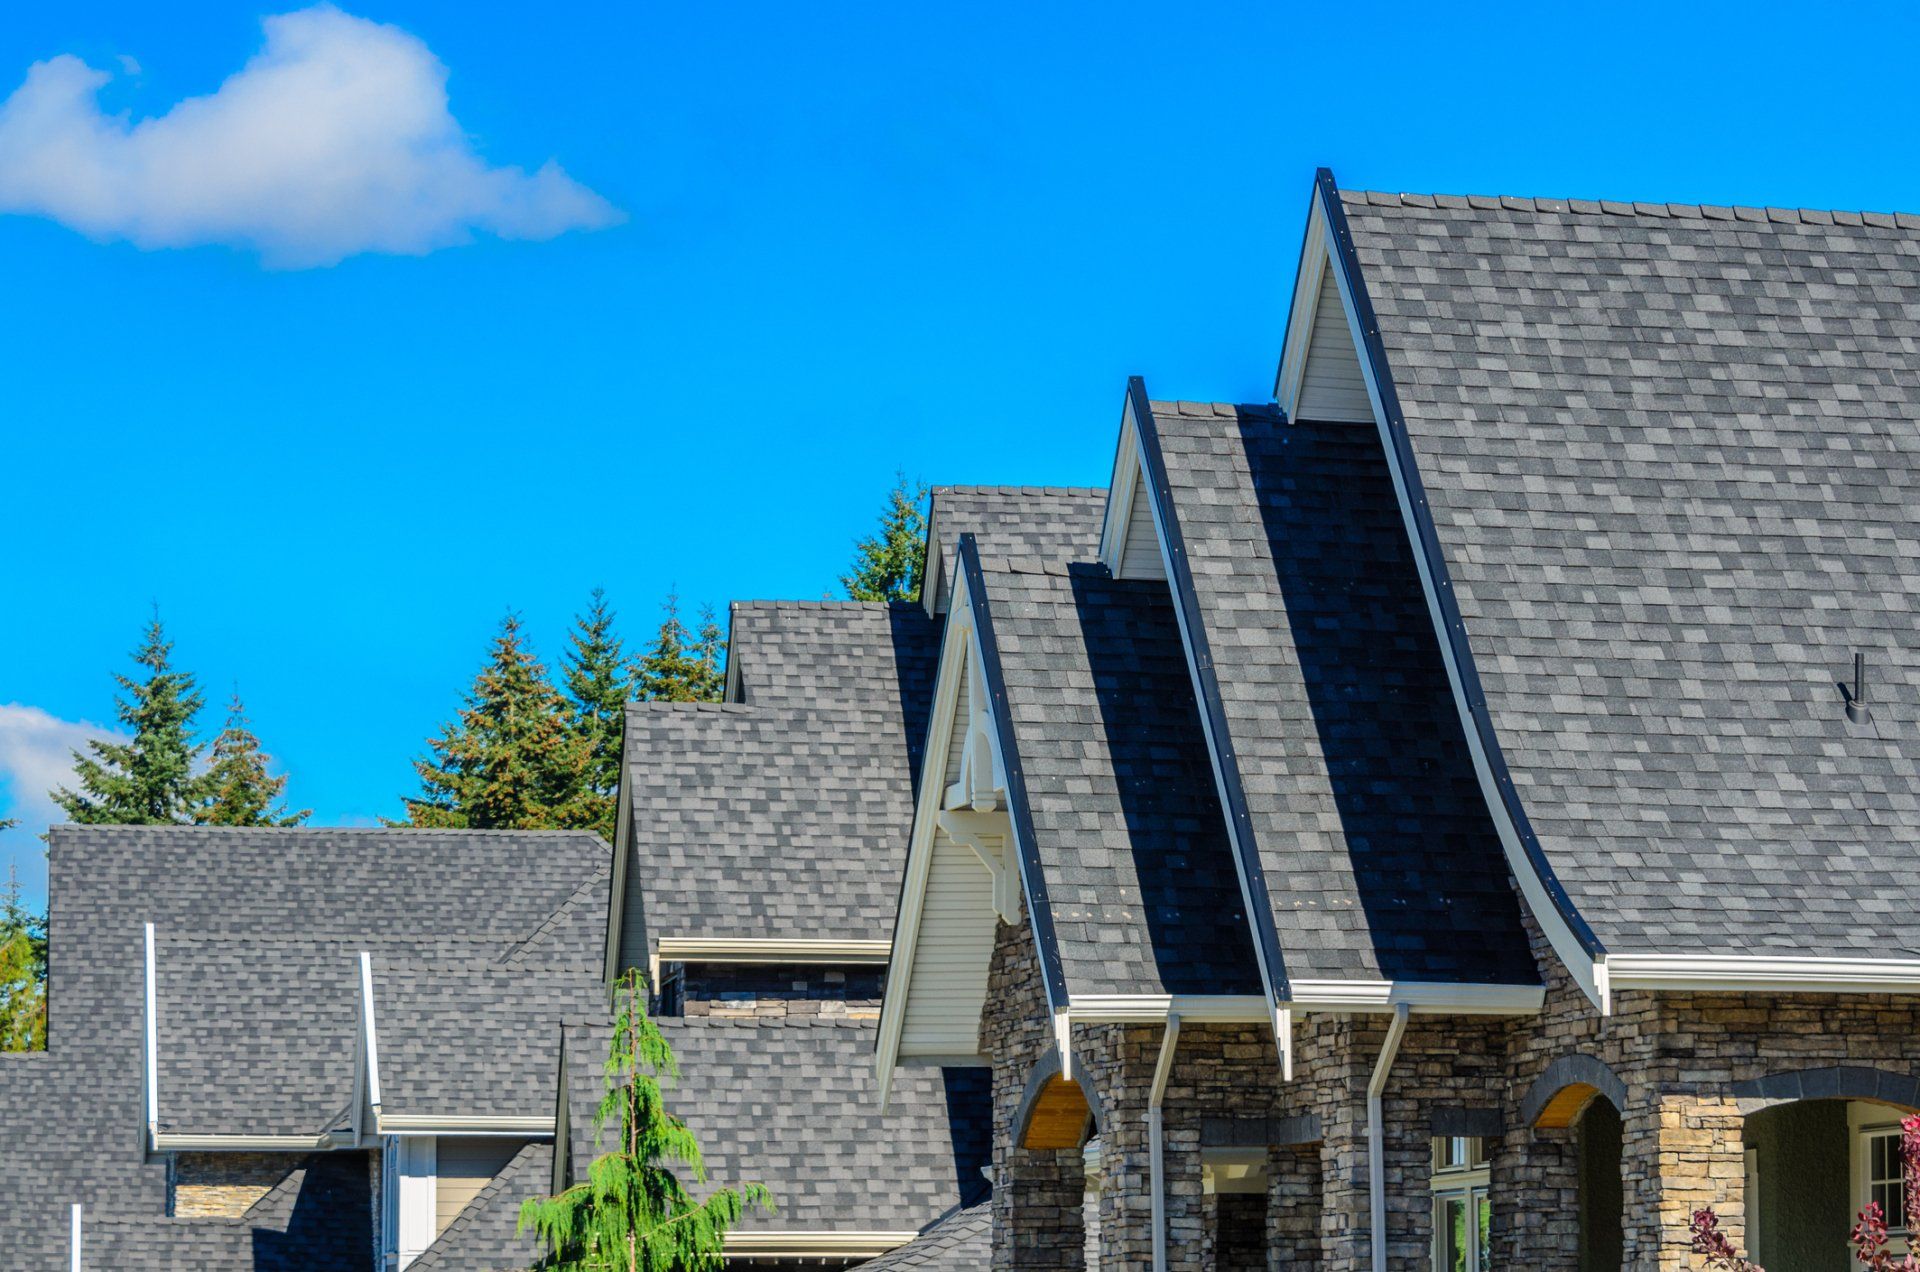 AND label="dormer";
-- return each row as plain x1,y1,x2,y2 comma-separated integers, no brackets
1273,186,1380,426
1095,392,1168,583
